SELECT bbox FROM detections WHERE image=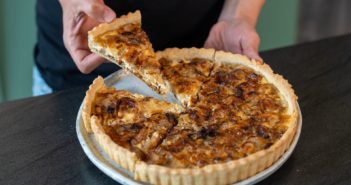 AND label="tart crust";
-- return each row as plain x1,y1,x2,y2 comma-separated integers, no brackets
135,118,297,185
82,76,139,170
82,76,105,133
83,50,298,185
88,11,141,38
91,115,139,172
156,47,215,62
